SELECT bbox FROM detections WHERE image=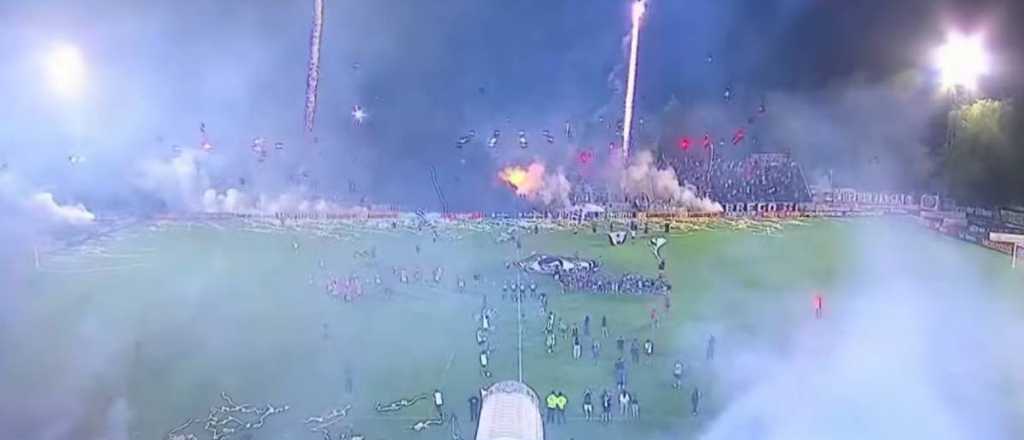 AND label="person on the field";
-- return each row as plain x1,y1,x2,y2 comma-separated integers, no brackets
643,338,654,358
601,315,609,337
616,336,625,355
601,389,612,423
672,360,684,389
650,307,659,329
556,391,568,424
571,324,579,340
468,395,480,421
630,394,640,419
706,334,716,361
479,349,490,377
433,389,445,416
572,335,582,359
614,357,627,389
582,388,594,421
630,339,641,364
546,331,556,354
591,339,601,361
690,387,702,416
545,391,558,423
344,363,353,394
583,315,591,336
476,327,487,346
558,318,569,340
618,389,631,417
457,276,466,292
